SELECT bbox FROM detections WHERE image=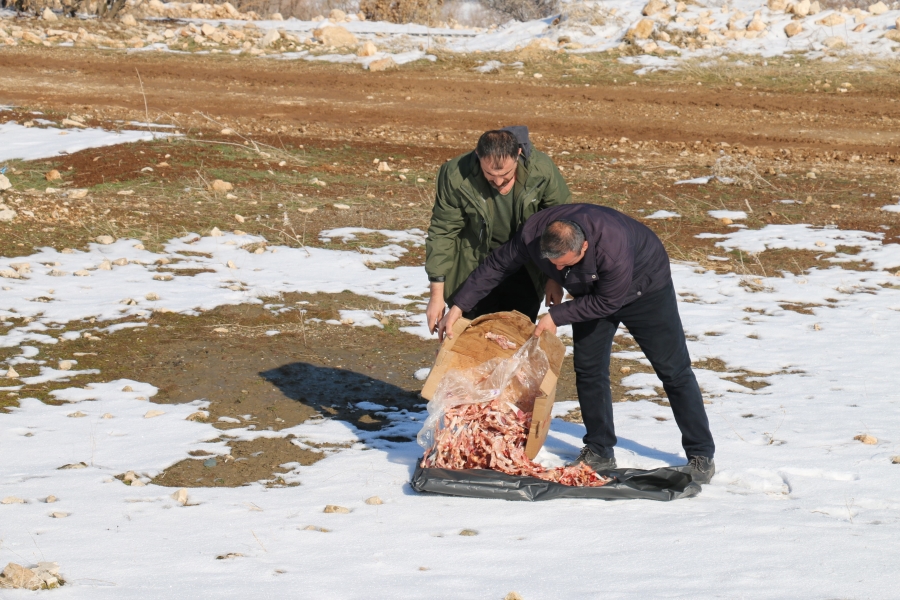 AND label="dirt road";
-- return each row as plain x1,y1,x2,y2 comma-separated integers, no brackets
2,47,899,155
